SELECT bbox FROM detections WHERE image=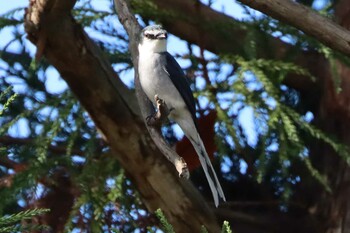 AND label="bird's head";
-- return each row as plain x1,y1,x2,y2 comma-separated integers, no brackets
139,25,168,53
